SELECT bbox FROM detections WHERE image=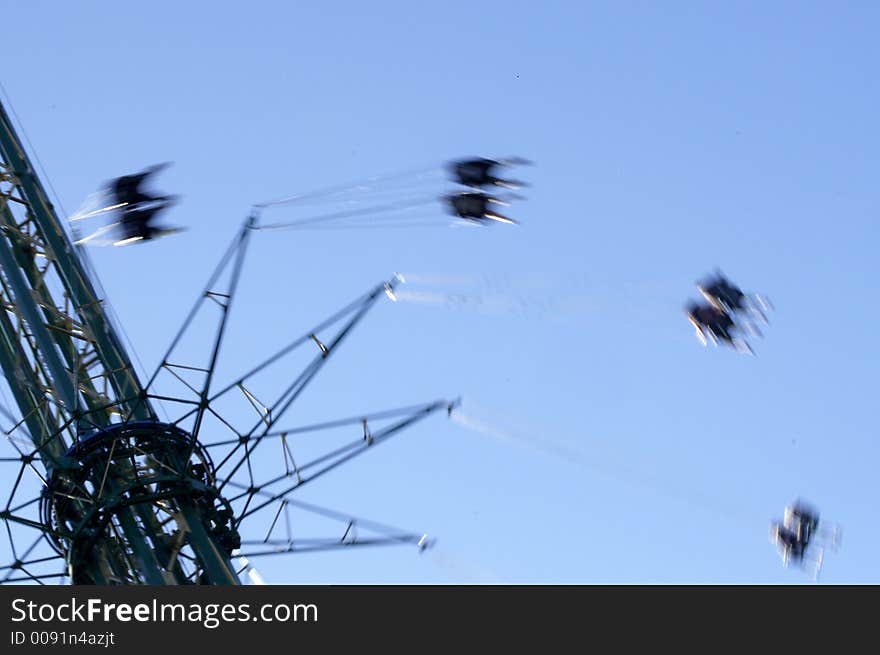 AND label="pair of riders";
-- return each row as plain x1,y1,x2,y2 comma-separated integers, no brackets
445,157,529,225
